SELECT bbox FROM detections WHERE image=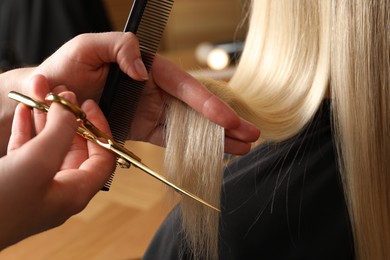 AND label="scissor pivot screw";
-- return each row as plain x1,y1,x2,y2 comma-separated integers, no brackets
117,158,131,169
